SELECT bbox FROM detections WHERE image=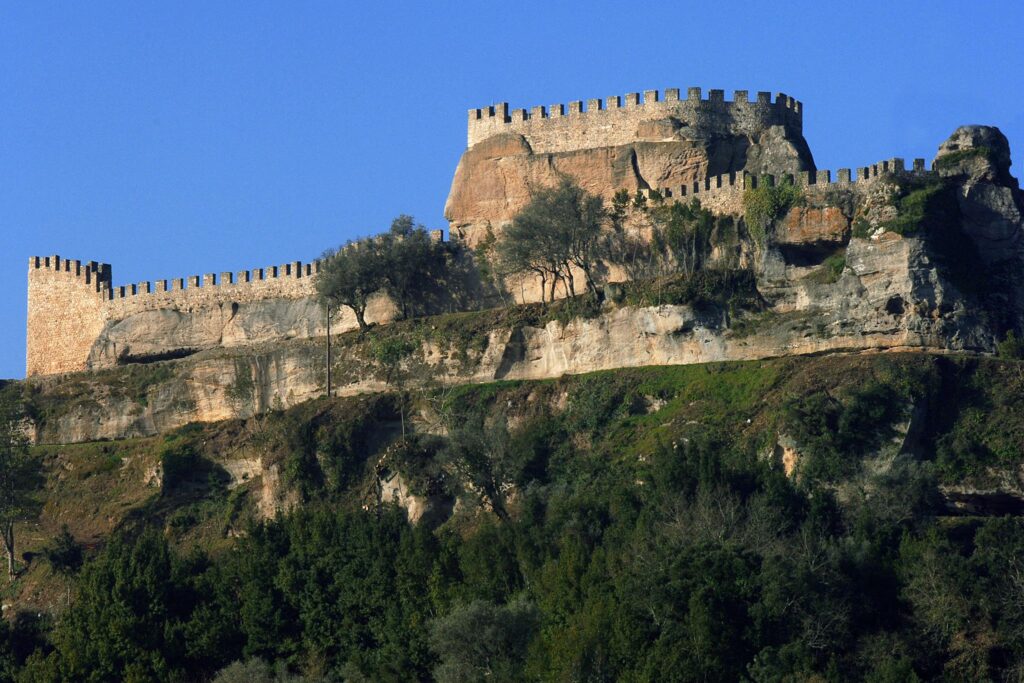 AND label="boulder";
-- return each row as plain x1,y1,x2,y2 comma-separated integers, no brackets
934,125,1016,187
